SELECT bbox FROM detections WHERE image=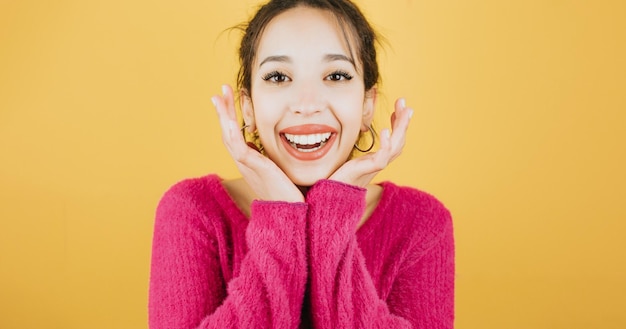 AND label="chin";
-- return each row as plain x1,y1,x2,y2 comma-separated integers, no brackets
289,175,327,187
286,167,334,187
